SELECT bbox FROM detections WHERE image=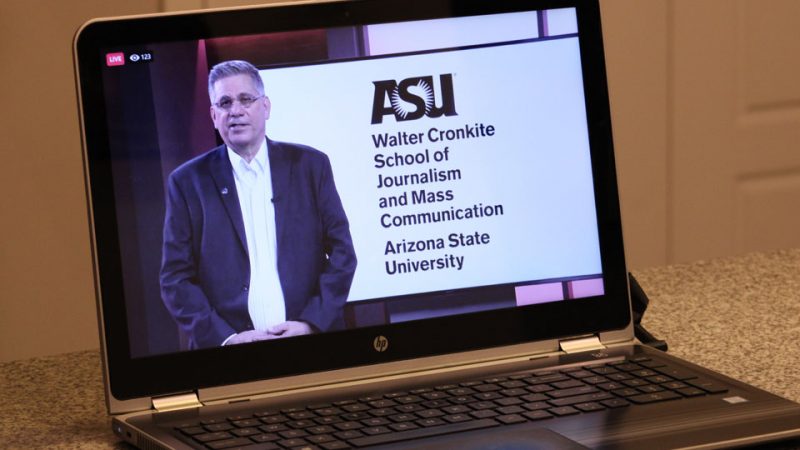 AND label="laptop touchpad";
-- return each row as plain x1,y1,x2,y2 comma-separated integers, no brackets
396,427,589,449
